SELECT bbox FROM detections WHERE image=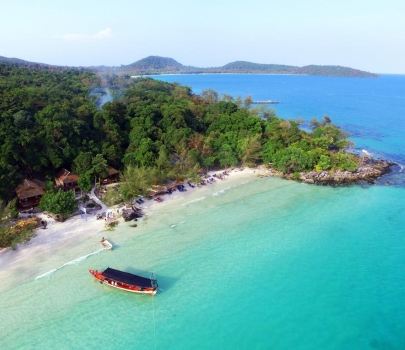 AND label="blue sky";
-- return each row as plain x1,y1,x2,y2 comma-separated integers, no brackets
1,0,404,73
